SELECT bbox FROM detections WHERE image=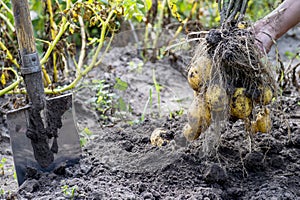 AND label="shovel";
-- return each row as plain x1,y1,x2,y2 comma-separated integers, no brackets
5,0,81,186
